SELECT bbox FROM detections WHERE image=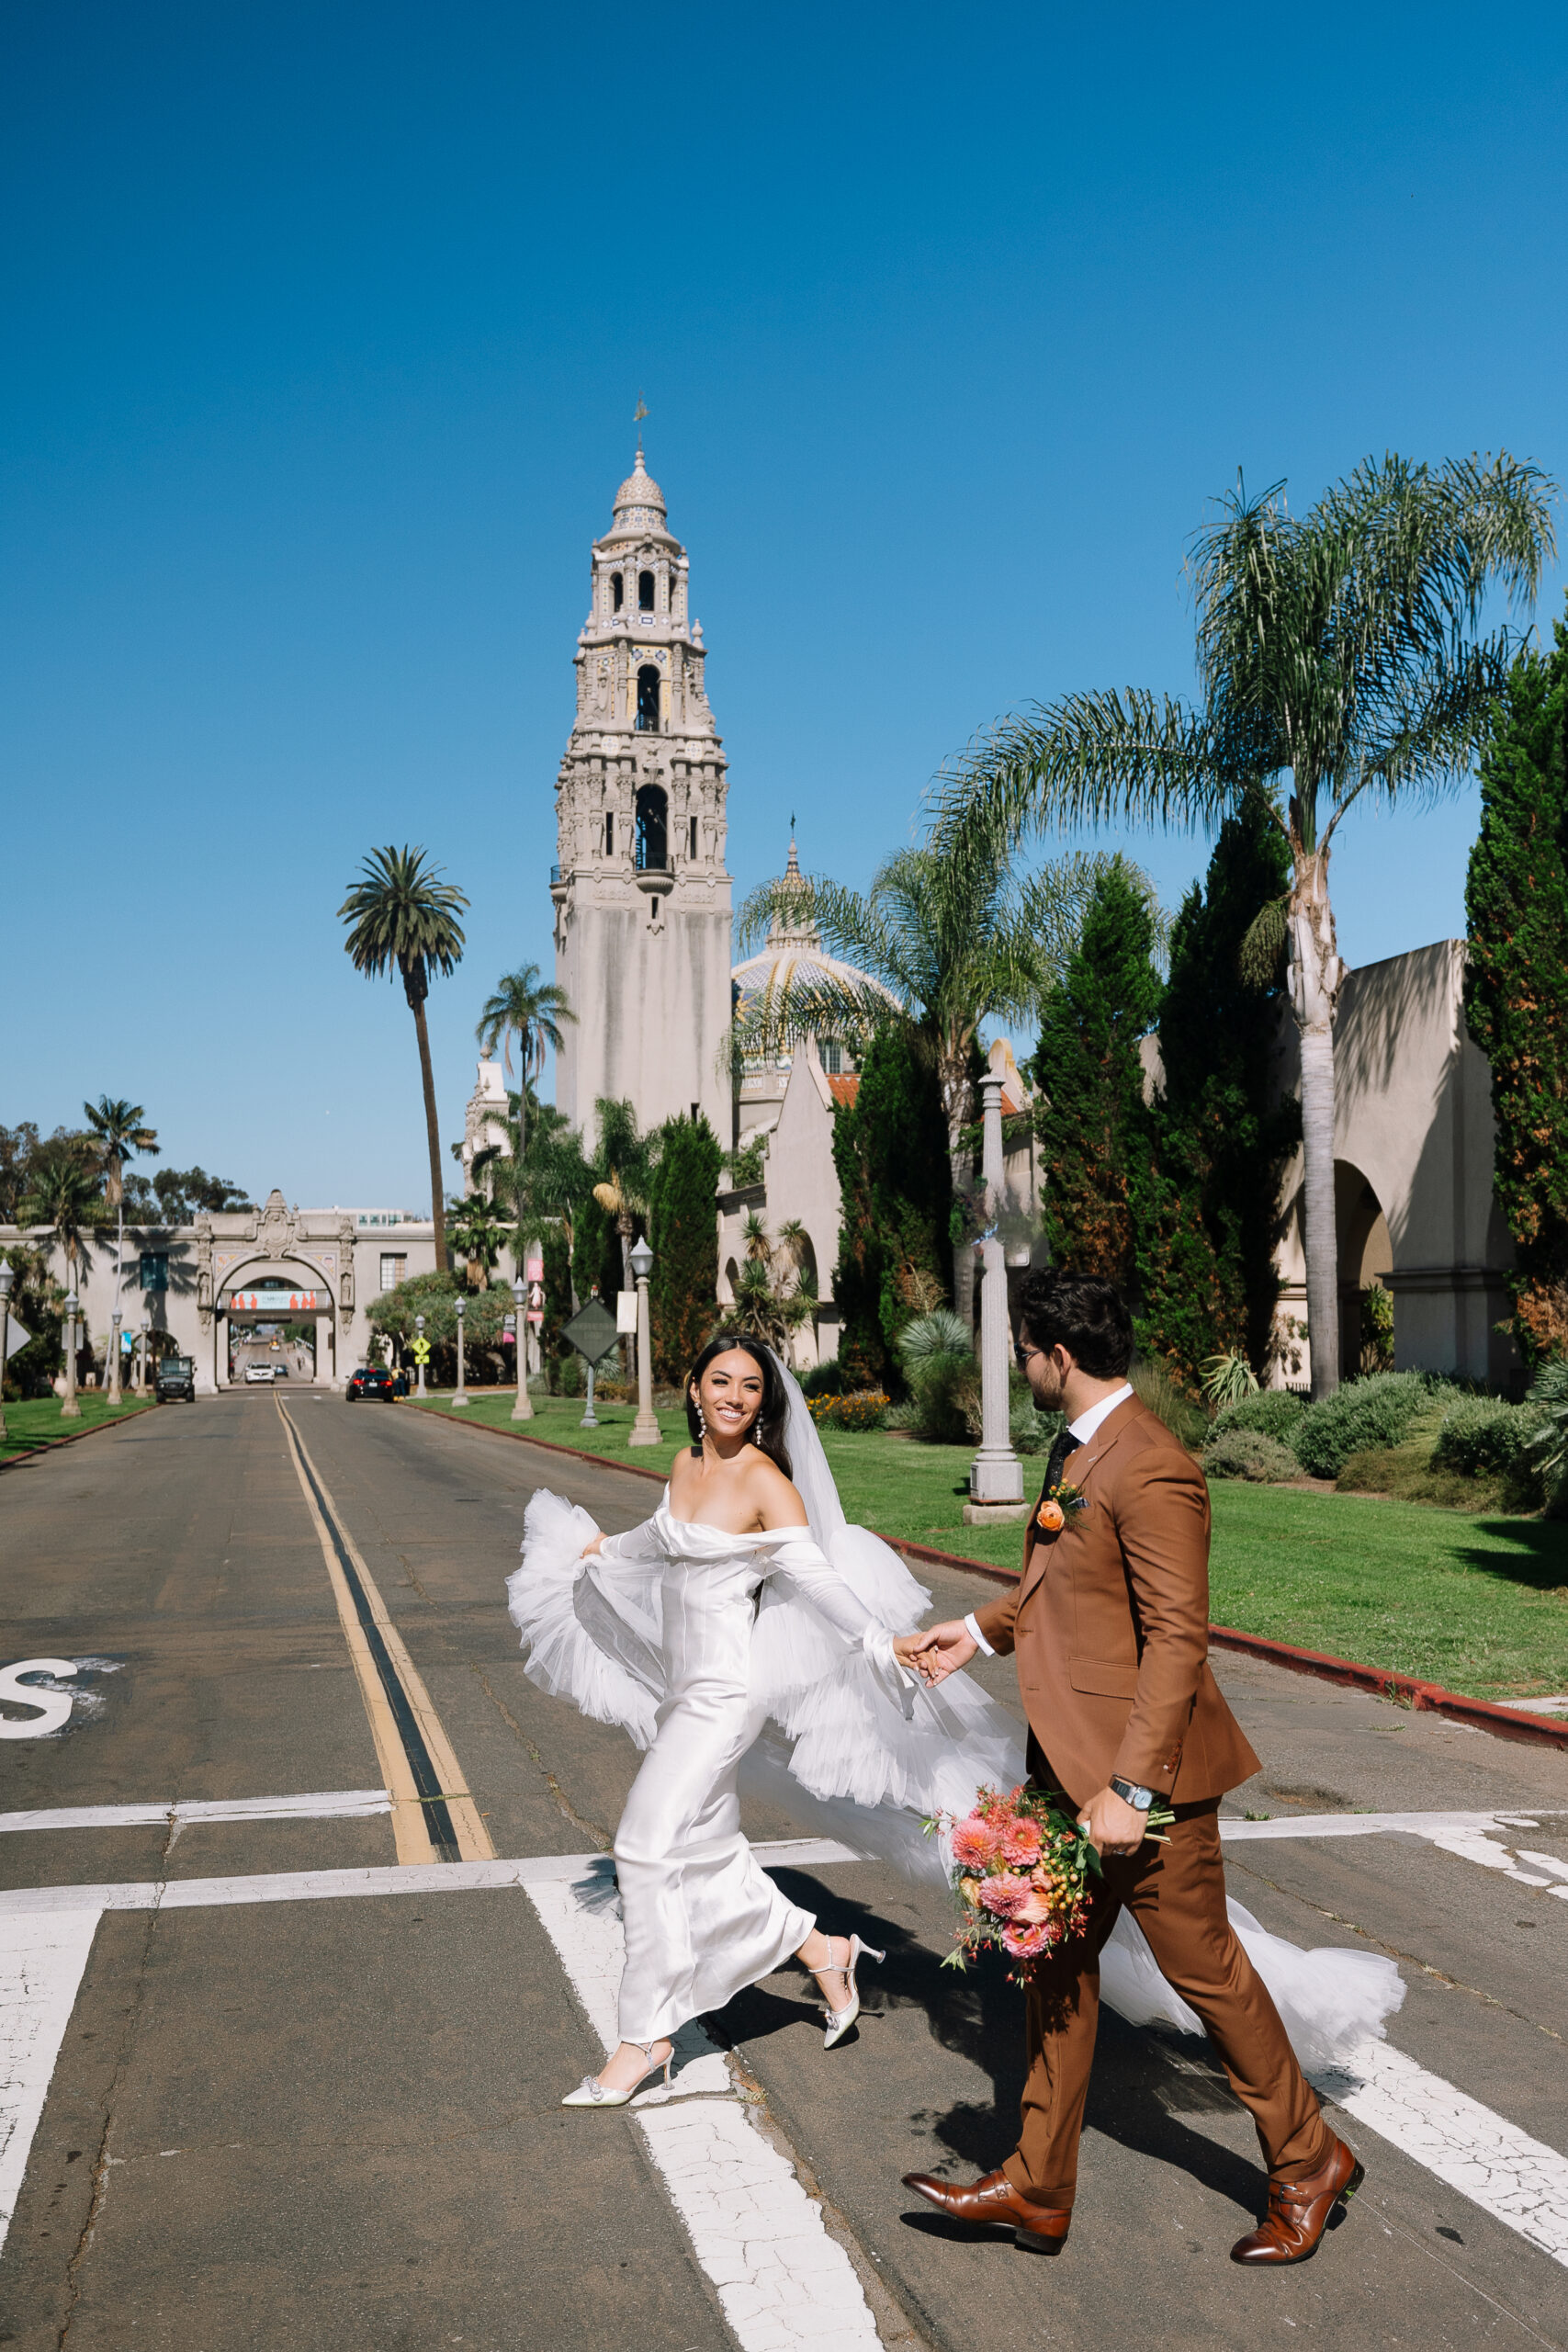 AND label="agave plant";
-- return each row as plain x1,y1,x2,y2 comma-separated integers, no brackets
1200,1350,1260,1408
1526,1357,1568,1514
